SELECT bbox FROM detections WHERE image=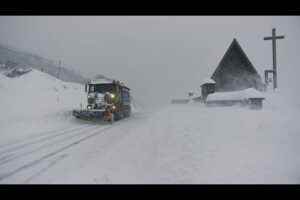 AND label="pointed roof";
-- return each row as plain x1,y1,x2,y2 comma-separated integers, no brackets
211,38,259,79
